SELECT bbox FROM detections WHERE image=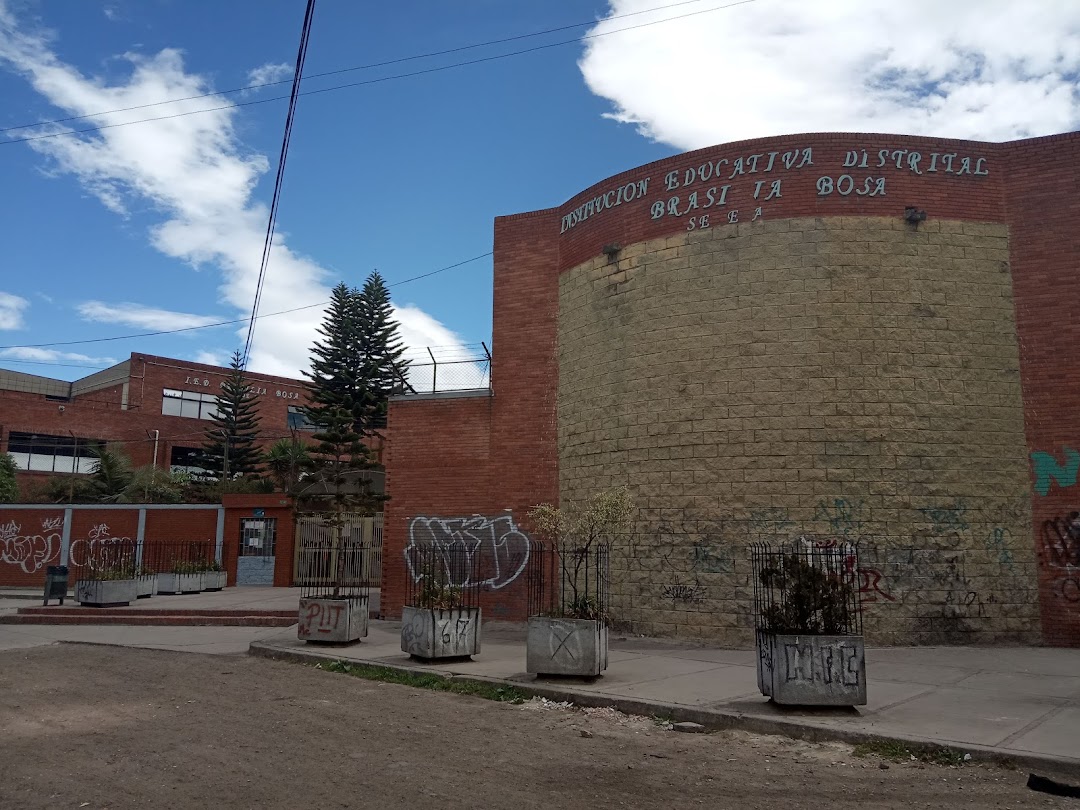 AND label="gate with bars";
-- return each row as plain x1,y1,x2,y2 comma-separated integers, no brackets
293,513,383,590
